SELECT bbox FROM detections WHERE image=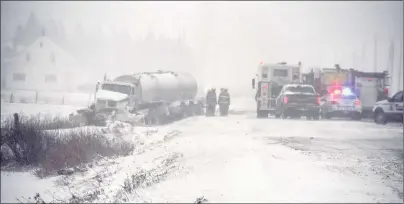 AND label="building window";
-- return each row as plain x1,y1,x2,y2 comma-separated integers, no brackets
45,75,57,83
51,53,56,64
26,53,30,61
13,73,26,82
